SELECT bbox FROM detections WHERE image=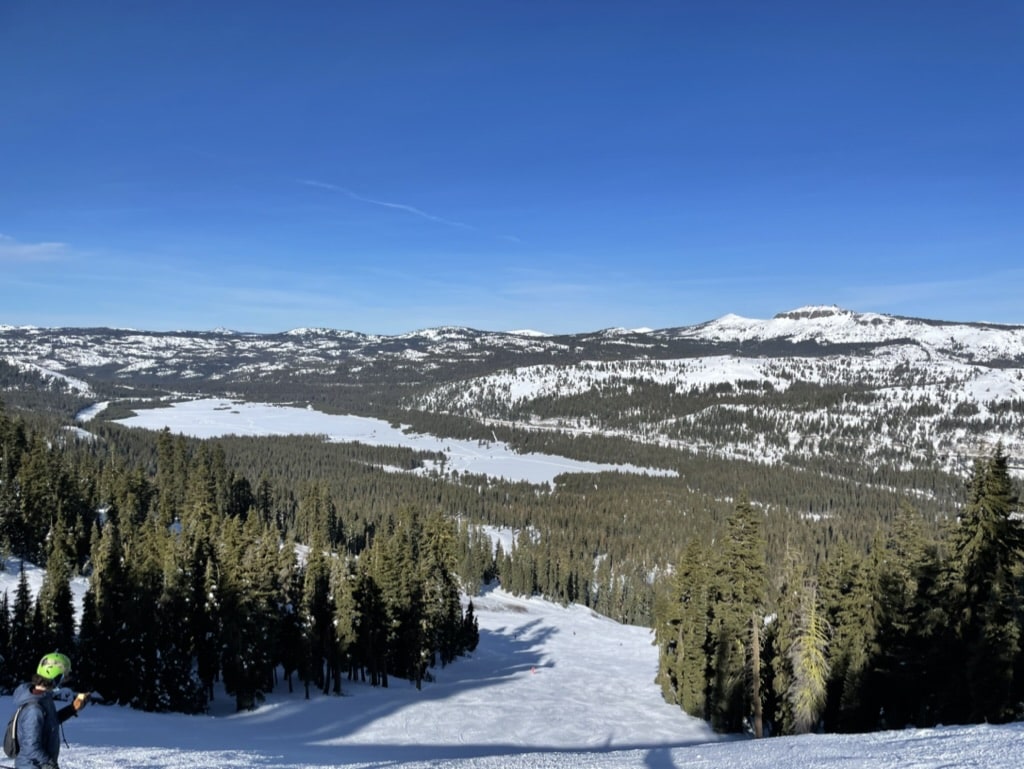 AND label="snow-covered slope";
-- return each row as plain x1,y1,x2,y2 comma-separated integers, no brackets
671,305,1024,359
2,560,1022,769
412,342,1024,475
